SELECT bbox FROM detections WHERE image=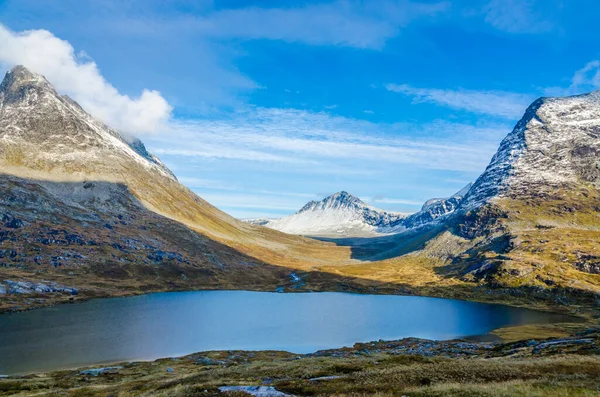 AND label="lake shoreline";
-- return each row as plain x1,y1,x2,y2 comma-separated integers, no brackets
1,281,593,317
1,329,599,396
0,290,591,376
